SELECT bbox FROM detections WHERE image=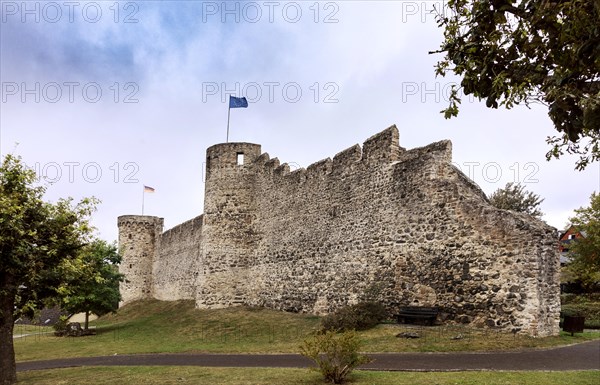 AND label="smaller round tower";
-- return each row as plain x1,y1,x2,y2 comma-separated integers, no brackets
117,215,164,306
